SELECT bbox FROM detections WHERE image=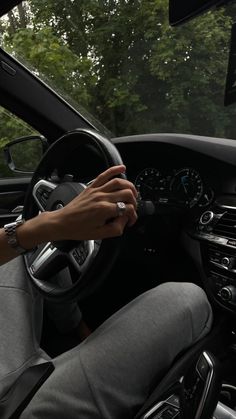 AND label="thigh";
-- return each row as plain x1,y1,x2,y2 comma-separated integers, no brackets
0,257,47,399
20,282,213,419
